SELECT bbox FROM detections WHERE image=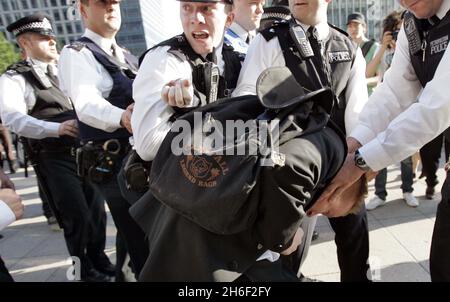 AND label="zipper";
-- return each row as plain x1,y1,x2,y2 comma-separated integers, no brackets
422,31,428,62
